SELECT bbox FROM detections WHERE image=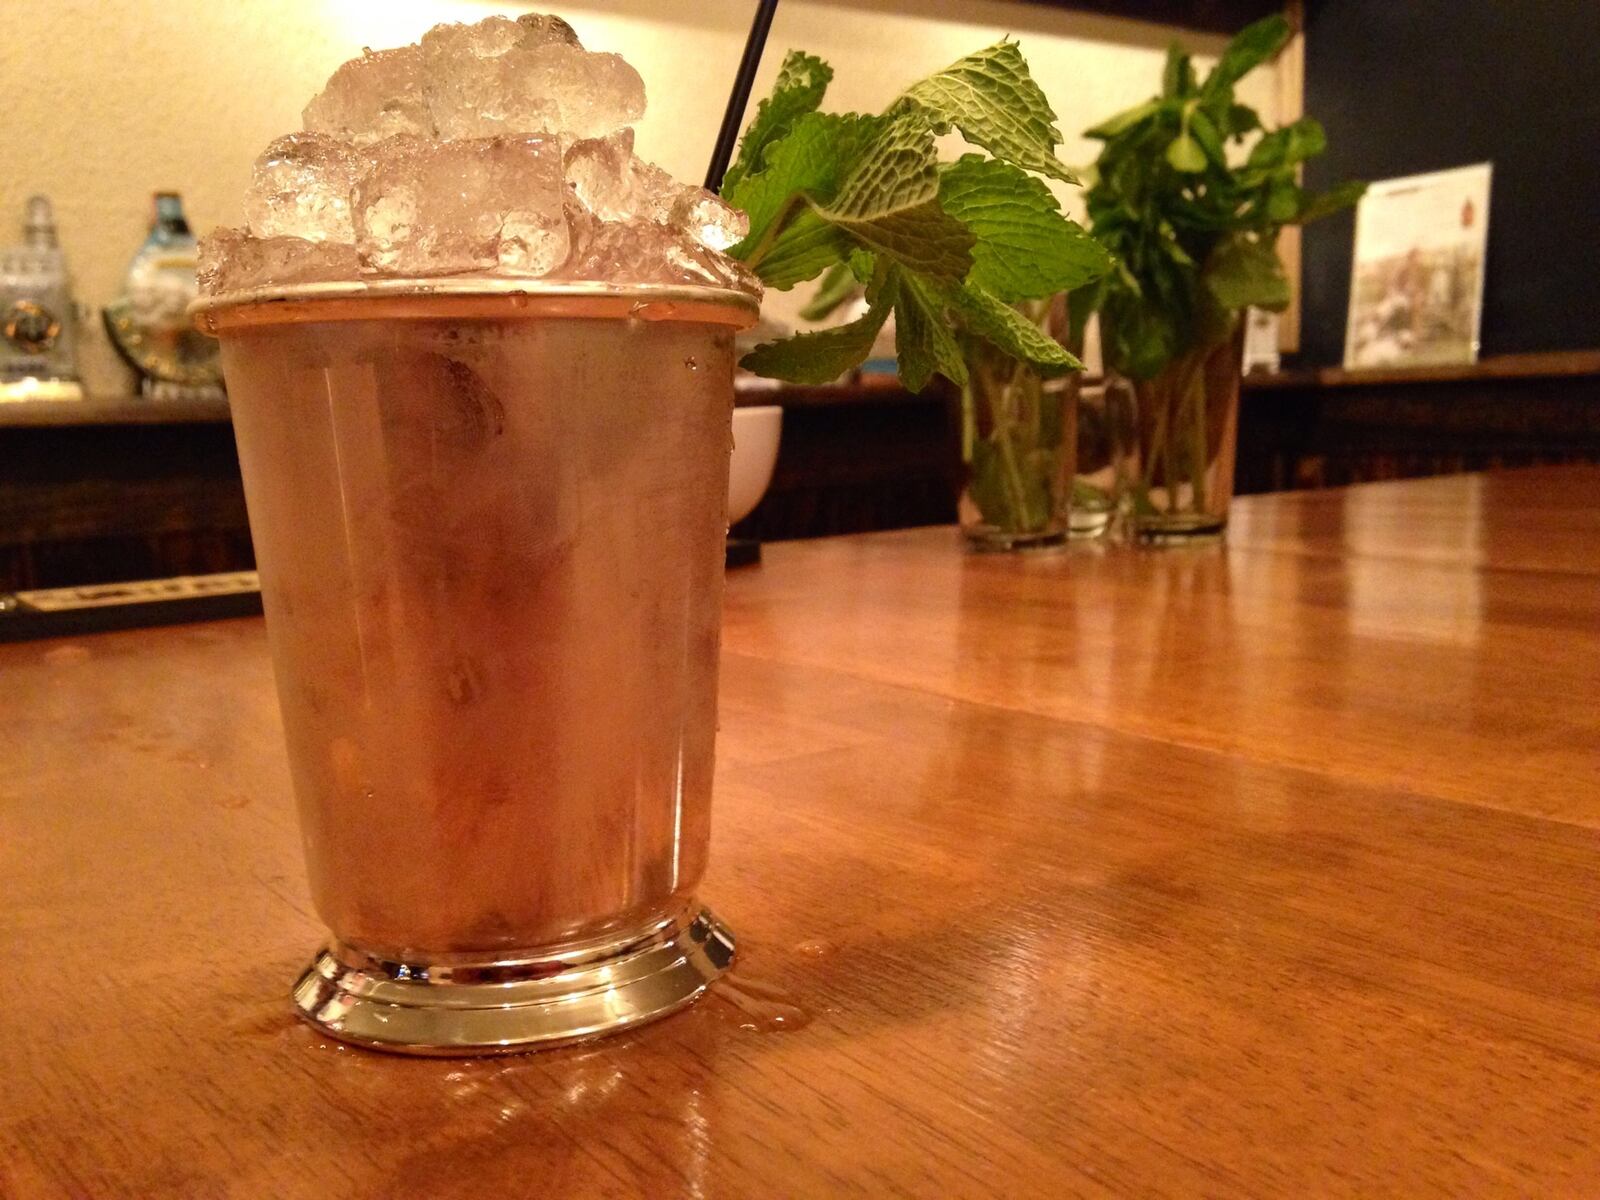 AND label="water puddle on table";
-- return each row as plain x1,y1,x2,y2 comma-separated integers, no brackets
702,935,840,1033
705,973,811,1033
